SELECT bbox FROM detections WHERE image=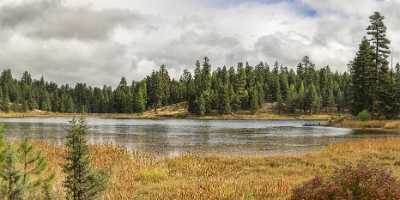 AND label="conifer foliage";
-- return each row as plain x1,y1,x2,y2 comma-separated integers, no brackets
0,126,54,199
350,11,398,119
63,118,108,200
